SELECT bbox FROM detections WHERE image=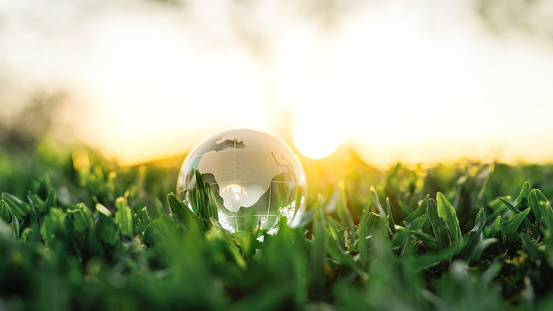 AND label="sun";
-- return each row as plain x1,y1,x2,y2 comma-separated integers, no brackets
293,118,341,159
